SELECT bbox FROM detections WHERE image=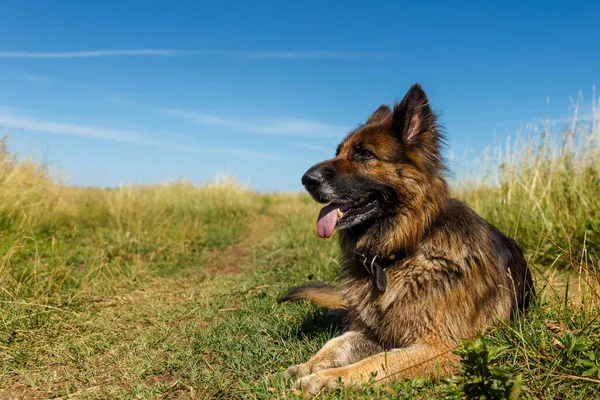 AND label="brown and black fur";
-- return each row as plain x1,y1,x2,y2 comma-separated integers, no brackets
279,83,534,394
